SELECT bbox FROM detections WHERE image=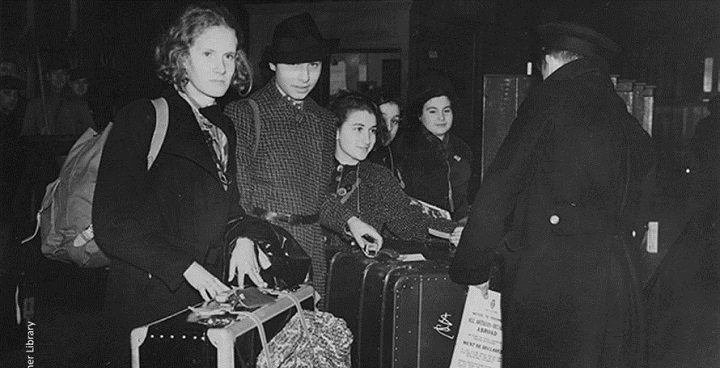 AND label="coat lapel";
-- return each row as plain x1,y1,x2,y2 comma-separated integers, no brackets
160,91,222,182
